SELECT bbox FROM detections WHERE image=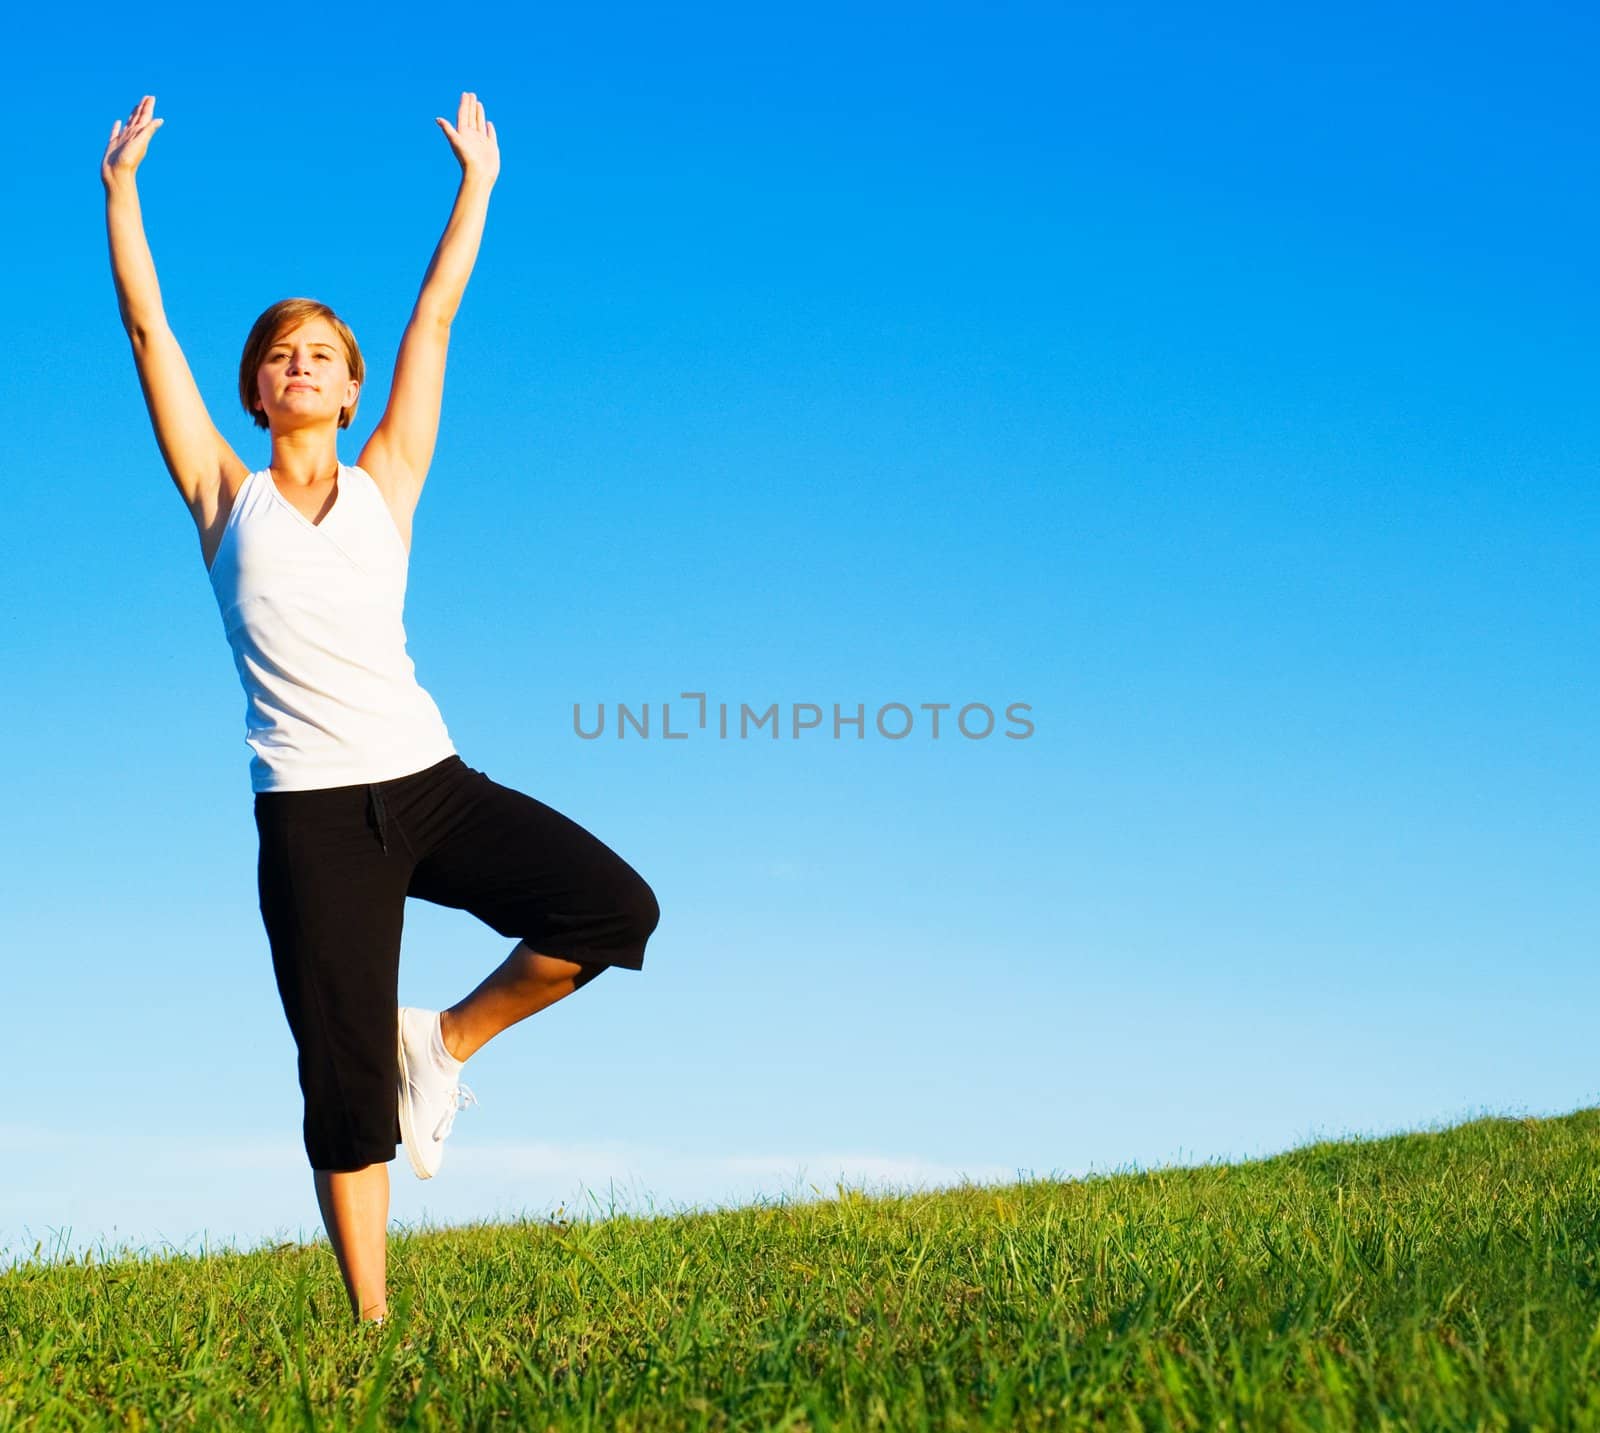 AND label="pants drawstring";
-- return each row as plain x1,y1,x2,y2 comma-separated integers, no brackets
367,784,389,854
